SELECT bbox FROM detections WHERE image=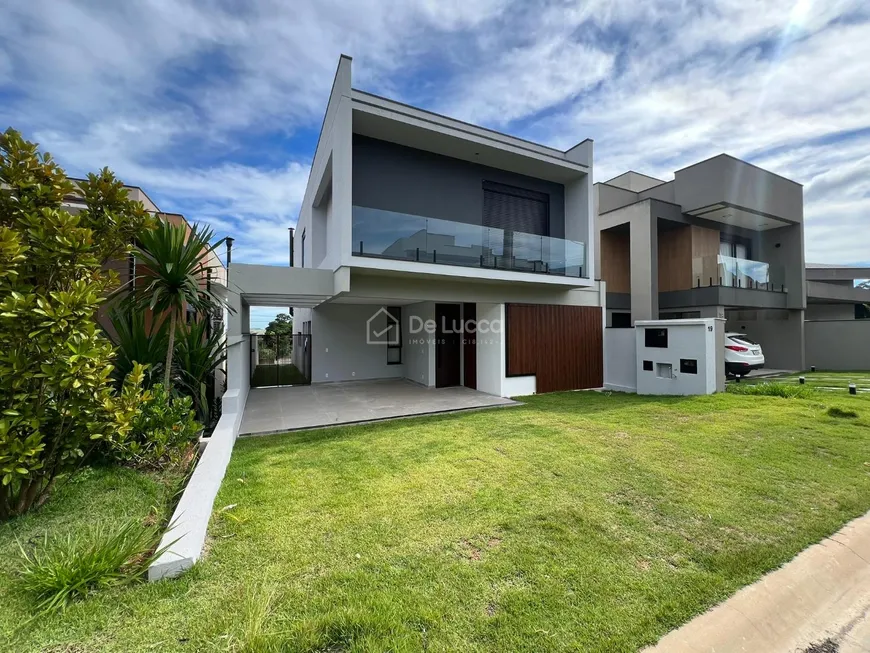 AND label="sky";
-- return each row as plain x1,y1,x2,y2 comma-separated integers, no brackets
1,0,869,329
